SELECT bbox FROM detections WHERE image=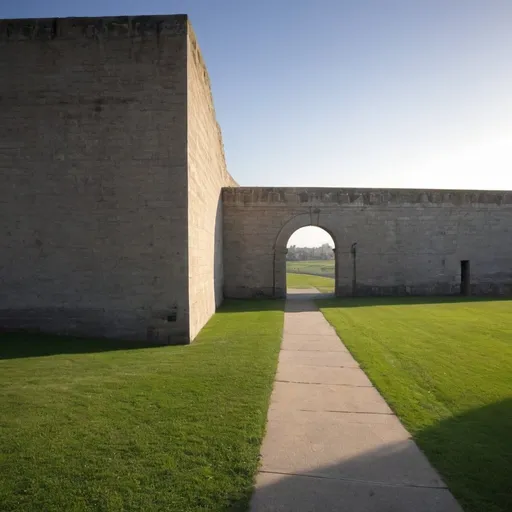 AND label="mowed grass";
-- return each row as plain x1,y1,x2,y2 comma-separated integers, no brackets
0,300,284,512
319,297,512,512
286,272,334,293
286,259,334,278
